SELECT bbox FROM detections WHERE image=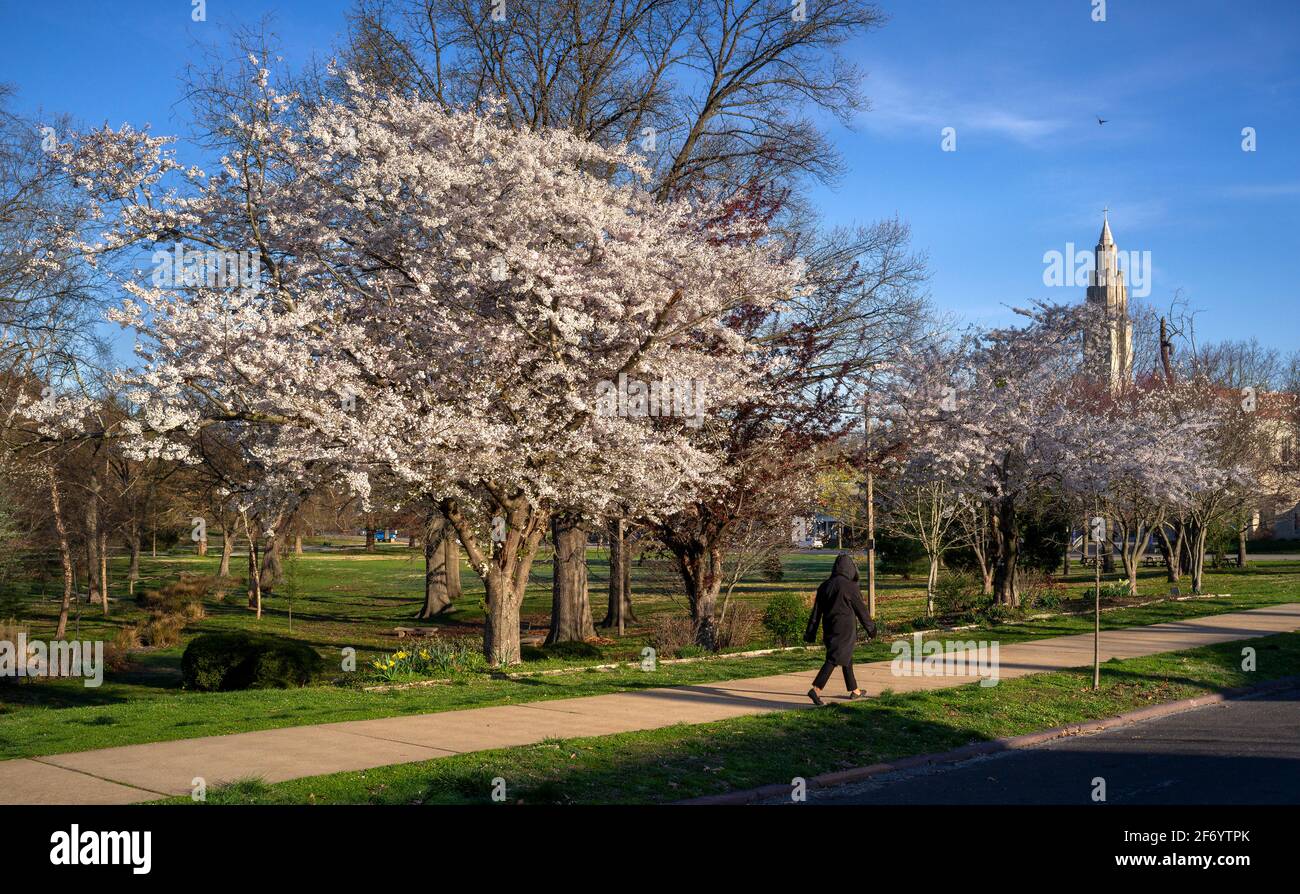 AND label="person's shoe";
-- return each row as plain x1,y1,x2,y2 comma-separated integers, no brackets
847,690,865,700
807,688,825,706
